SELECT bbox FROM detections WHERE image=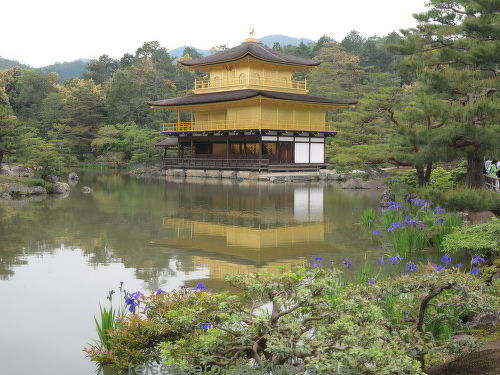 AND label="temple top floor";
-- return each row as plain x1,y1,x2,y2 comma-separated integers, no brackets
179,40,320,94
